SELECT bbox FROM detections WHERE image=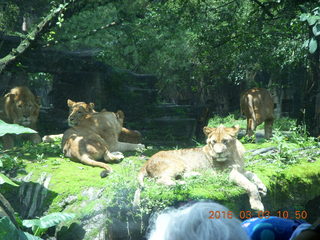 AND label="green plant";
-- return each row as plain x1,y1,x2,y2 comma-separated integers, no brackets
270,129,299,165
273,117,297,131
0,120,39,172
0,216,42,240
300,7,320,54
0,120,37,137
240,134,256,144
208,114,246,128
22,212,75,237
